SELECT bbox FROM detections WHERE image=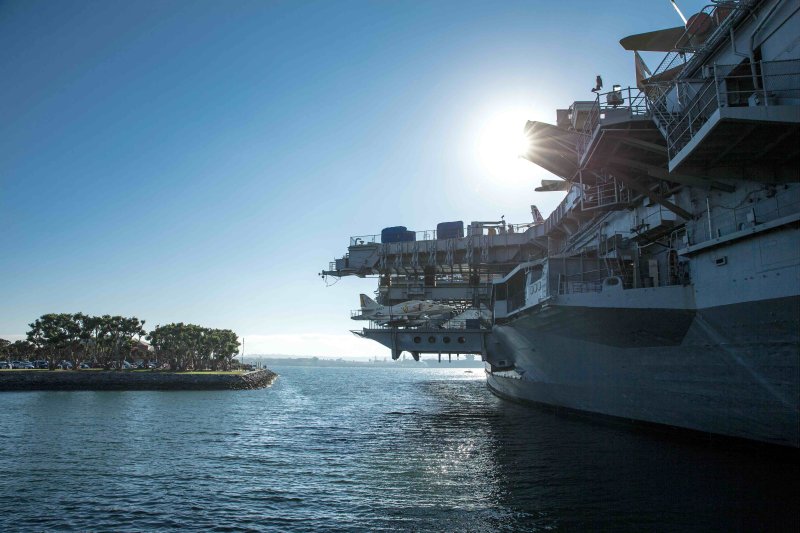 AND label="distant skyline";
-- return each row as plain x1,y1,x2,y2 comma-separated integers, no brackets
1,0,707,357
